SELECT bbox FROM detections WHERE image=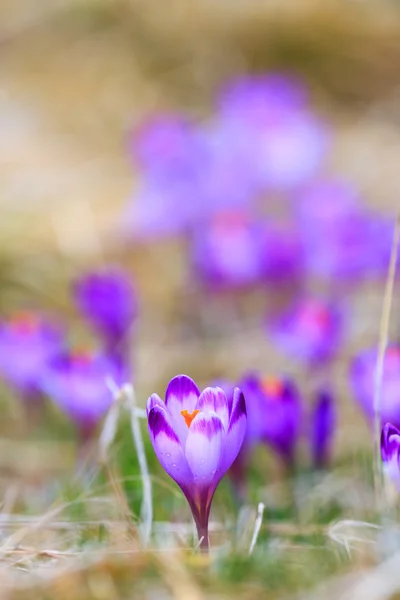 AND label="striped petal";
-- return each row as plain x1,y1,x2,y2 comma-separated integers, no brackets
165,375,200,444
185,412,224,490
219,388,247,476
148,405,192,488
146,393,165,416
196,387,230,431
381,423,400,490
